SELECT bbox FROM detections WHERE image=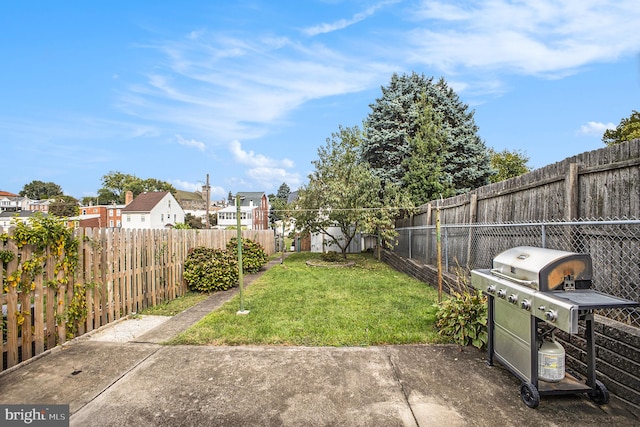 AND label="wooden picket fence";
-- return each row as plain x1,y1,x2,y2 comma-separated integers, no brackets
1,226,275,371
